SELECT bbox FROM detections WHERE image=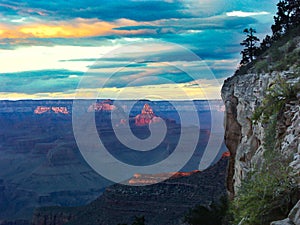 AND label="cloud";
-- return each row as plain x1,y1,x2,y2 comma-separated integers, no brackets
0,81,223,100
0,0,278,25
0,69,83,93
0,0,279,99
0,0,189,22
0,58,225,95
0,18,154,38
113,15,258,34
0,14,257,39
0,45,119,73
226,11,270,17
